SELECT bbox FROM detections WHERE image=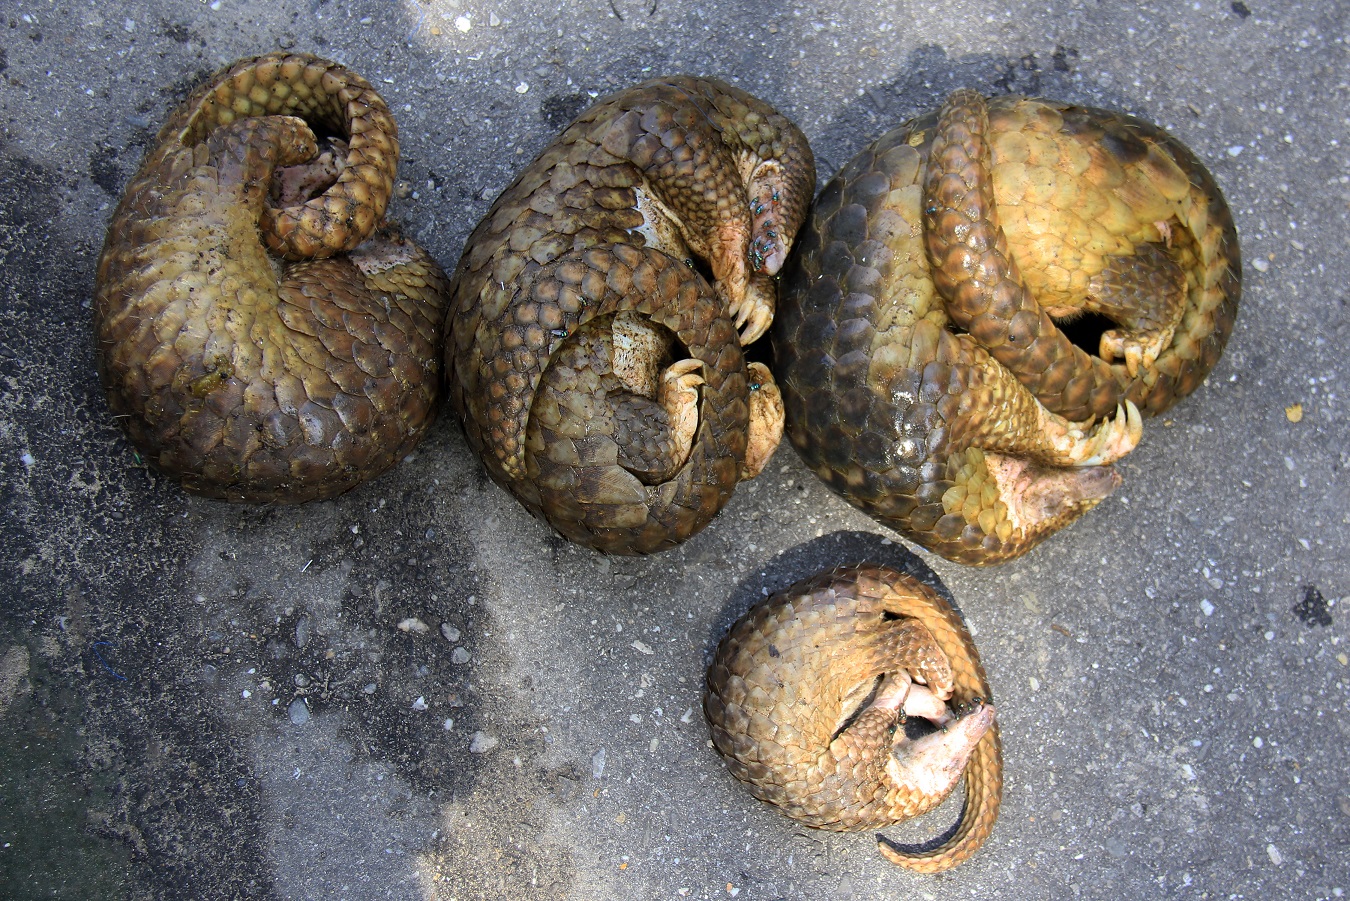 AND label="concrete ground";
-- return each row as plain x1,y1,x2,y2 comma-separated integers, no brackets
1,0,1347,899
